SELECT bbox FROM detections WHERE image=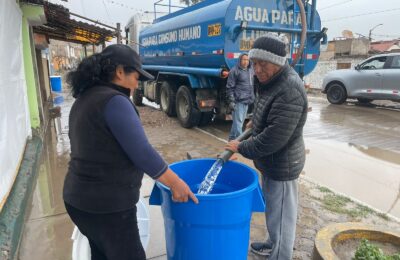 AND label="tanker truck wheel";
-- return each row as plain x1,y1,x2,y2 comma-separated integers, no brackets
133,89,143,106
176,85,201,128
160,82,177,117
